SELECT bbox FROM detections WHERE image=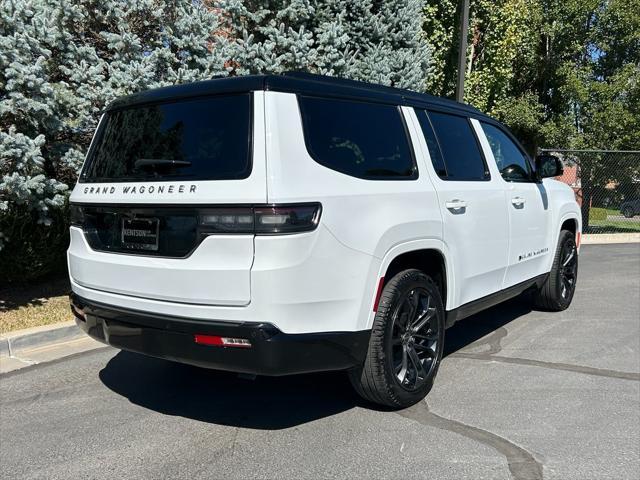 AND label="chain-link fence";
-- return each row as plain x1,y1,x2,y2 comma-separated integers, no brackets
539,149,640,234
